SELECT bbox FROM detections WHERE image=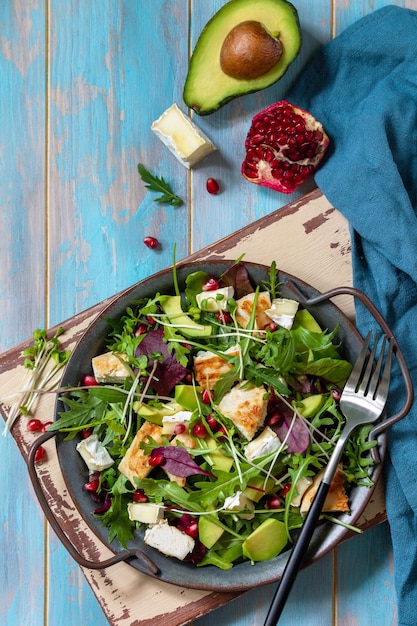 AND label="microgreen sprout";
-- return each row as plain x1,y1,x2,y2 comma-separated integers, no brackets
2,327,70,435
